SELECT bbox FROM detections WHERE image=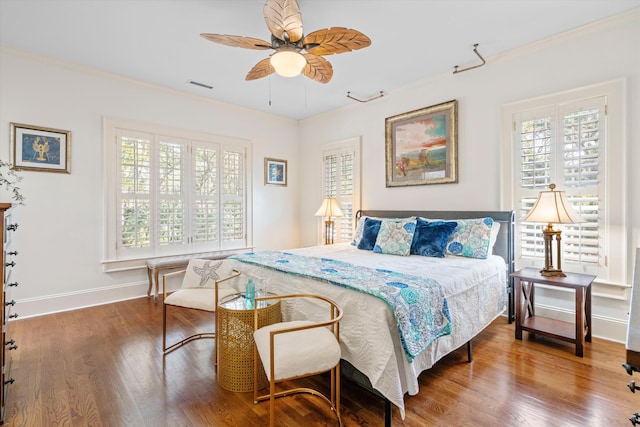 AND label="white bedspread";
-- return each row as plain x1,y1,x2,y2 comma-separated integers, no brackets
226,243,507,418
